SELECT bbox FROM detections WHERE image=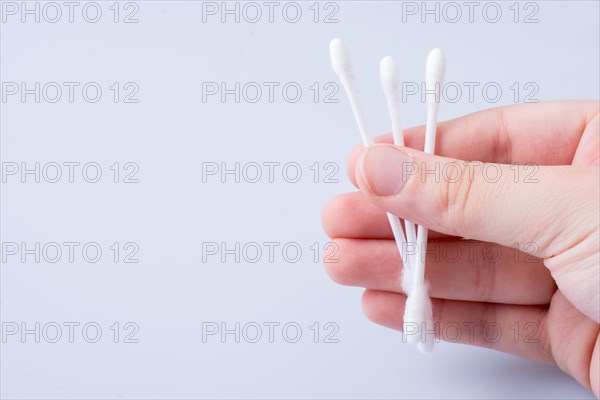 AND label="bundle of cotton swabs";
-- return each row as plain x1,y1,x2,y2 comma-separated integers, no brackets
329,38,446,353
